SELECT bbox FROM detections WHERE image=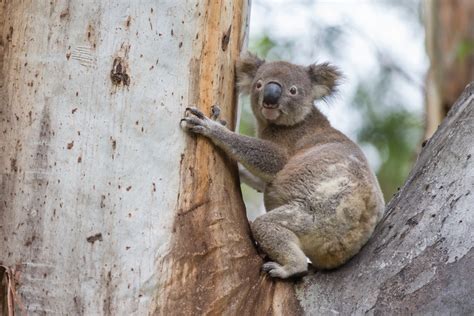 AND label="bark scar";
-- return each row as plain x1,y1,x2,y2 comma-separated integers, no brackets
86,233,103,244
110,57,130,86
221,25,232,51
179,199,211,216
